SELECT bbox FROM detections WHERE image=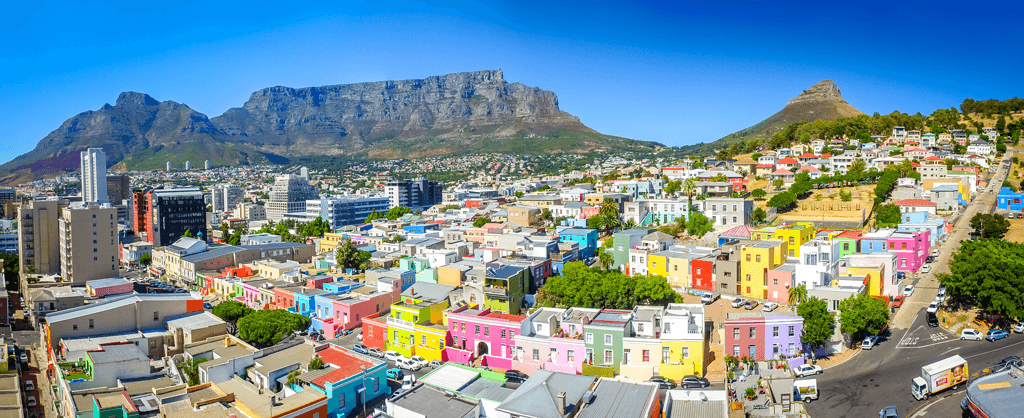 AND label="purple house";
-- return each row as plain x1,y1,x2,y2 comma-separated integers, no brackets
725,312,827,369
886,230,930,272
446,305,527,369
